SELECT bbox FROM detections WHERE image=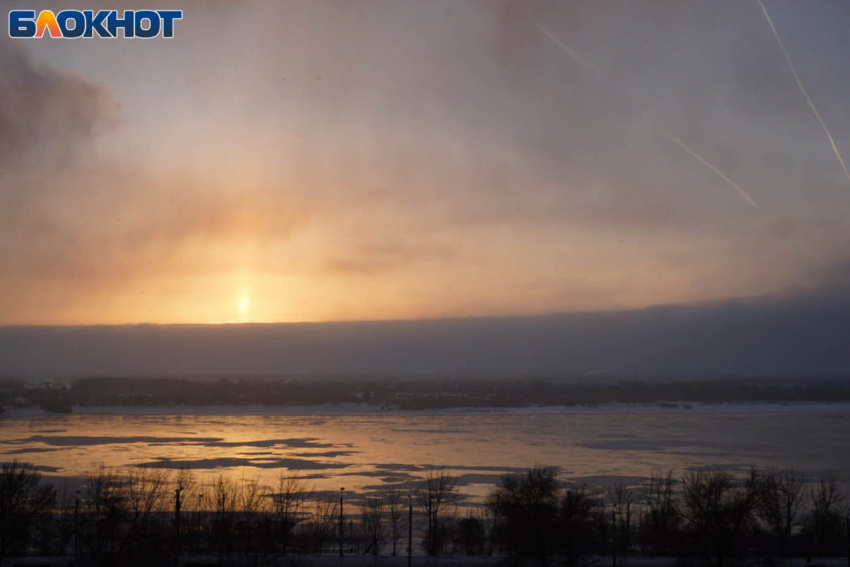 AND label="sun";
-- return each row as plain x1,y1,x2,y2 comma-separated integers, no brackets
237,291,251,322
